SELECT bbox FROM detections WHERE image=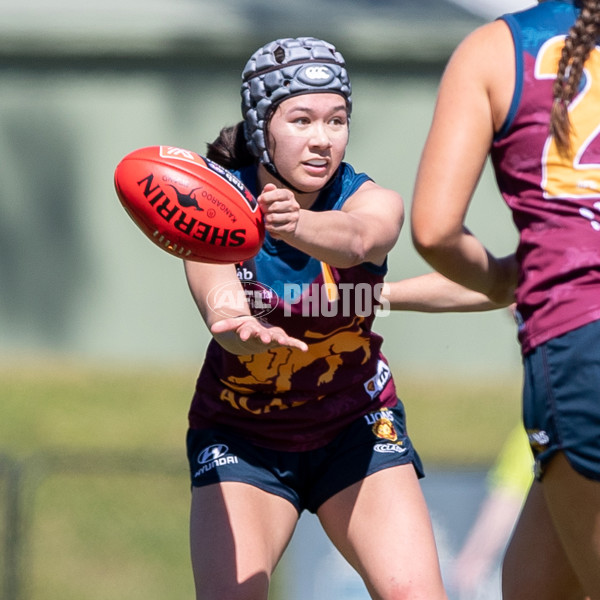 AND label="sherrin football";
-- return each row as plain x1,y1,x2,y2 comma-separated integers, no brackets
114,145,264,263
